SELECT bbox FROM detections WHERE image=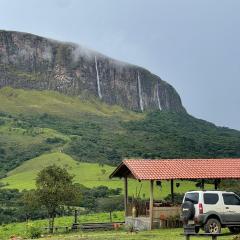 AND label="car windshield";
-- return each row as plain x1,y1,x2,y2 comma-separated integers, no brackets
184,192,199,204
